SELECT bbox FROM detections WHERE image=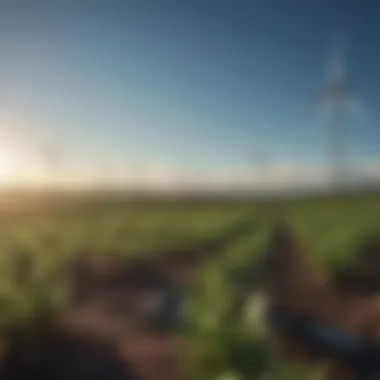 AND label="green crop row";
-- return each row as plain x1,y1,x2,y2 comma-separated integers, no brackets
0,193,378,379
